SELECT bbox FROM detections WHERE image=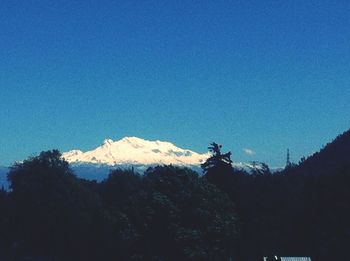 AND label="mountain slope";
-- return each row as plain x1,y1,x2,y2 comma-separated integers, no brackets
62,137,210,166
295,128,350,175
